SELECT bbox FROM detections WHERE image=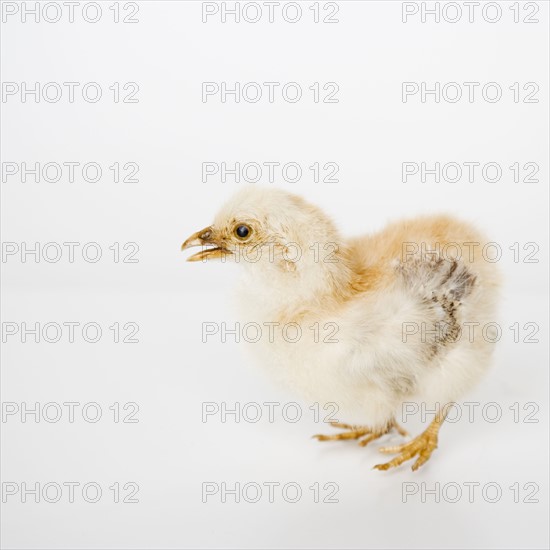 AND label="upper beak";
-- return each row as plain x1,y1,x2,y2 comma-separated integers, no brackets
181,226,231,262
